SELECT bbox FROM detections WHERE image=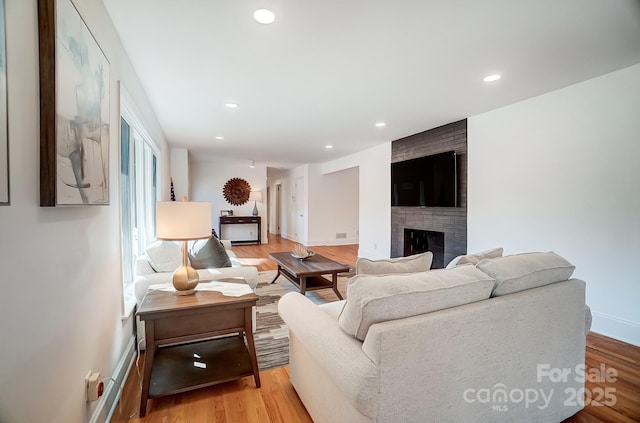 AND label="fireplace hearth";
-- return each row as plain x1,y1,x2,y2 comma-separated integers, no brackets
404,228,445,269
